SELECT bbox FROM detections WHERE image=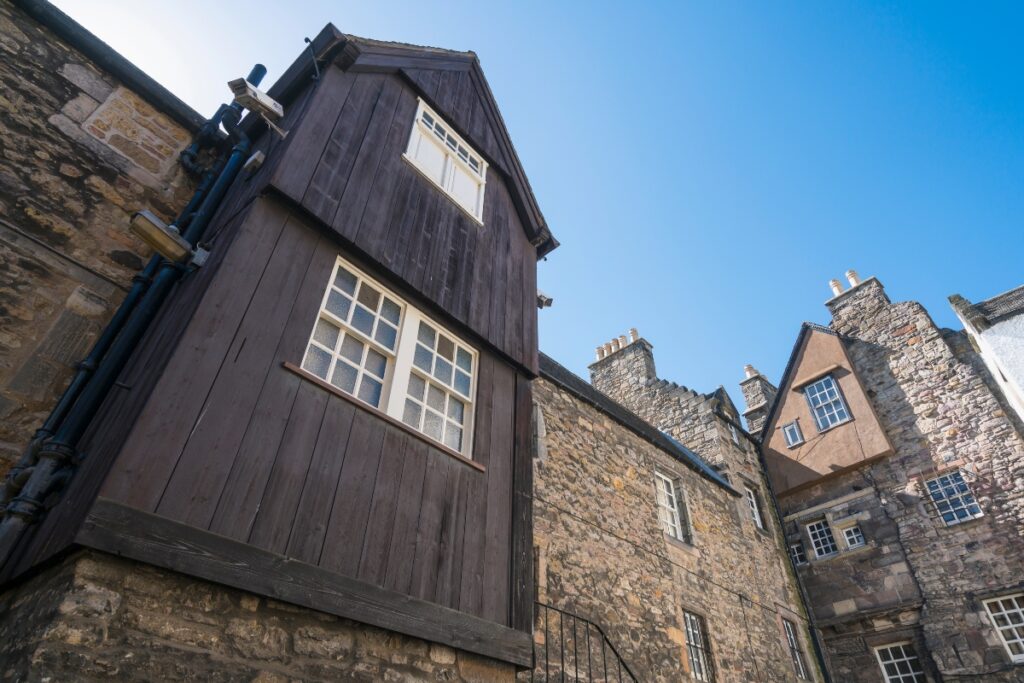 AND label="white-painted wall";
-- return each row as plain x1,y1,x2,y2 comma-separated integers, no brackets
969,314,1024,423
